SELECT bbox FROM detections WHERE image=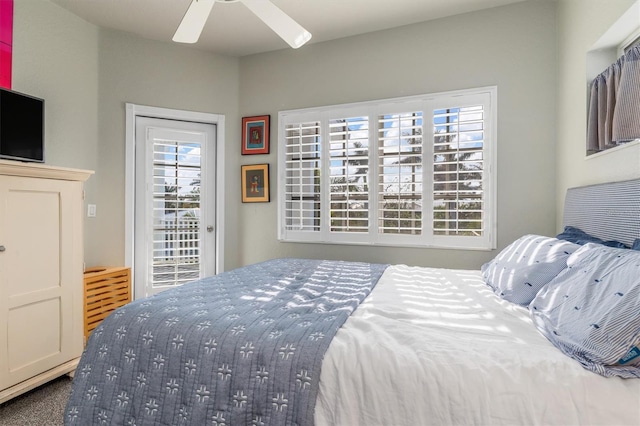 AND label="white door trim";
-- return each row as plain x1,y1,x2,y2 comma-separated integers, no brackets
125,103,225,294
